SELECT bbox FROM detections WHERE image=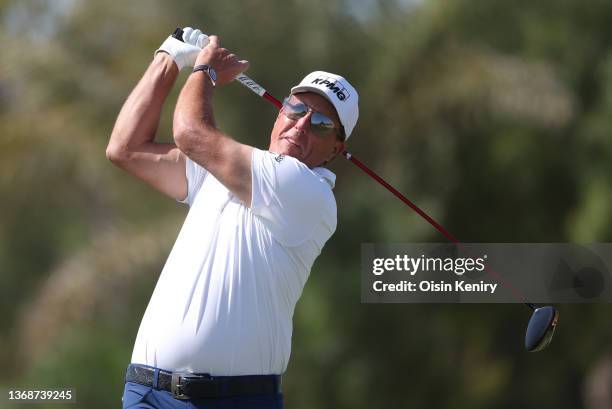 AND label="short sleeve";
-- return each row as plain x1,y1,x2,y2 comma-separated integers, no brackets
178,156,209,206
251,149,337,246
